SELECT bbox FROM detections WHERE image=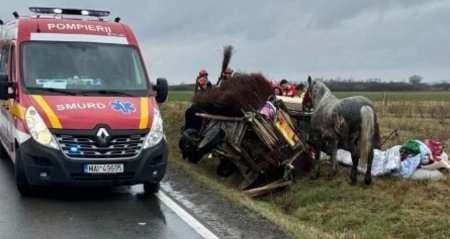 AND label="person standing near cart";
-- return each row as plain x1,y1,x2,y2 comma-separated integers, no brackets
194,69,212,95
216,66,234,87
280,79,298,97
